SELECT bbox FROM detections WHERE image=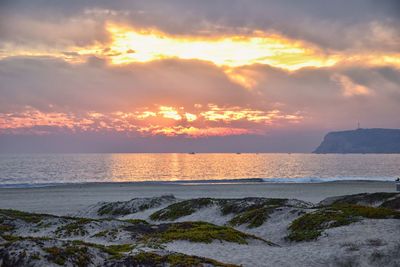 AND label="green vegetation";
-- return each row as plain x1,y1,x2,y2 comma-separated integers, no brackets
92,228,118,239
219,198,287,215
98,203,131,216
362,193,398,203
70,240,133,260
98,203,151,216
1,234,23,242
336,204,400,218
146,221,260,244
328,193,399,206
31,253,41,260
229,206,273,228
219,202,261,216
44,245,92,267
288,204,400,242
150,197,289,225
380,197,400,210
0,209,49,223
92,230,108,238
36,221,53,228
224,199,289,228
150,198,214,221
1,235,53,244
129,252,239,267
2,236,133,264
101,244,134,259
97,196,176,216
55,218,93,237
123,218,149,224
0,224,15,232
